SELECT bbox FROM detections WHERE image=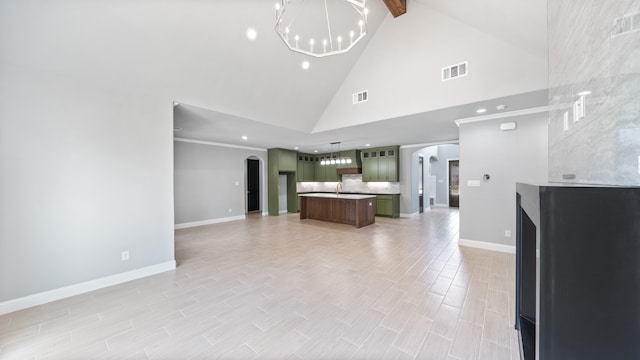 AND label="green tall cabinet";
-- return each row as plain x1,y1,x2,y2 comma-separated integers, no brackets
268,148,298,216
